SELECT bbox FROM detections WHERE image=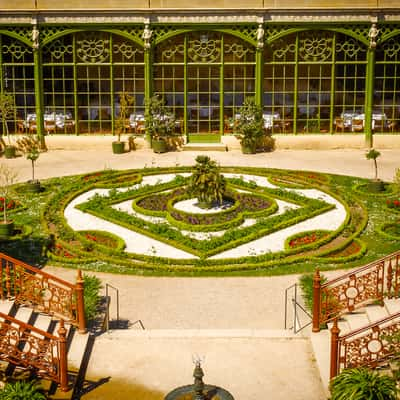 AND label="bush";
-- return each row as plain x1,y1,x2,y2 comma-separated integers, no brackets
83,274,102,323
0,380,47,400
299,272,327,311
330,367,398,400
